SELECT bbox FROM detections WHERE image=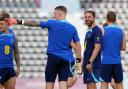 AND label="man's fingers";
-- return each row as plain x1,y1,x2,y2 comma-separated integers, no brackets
5,18,17,26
